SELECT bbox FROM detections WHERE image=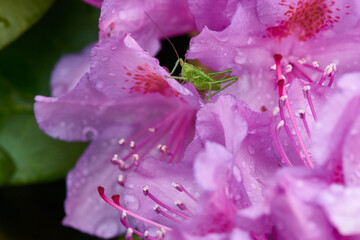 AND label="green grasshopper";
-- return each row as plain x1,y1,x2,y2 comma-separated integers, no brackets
167,58,238,102
145,12,238,102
